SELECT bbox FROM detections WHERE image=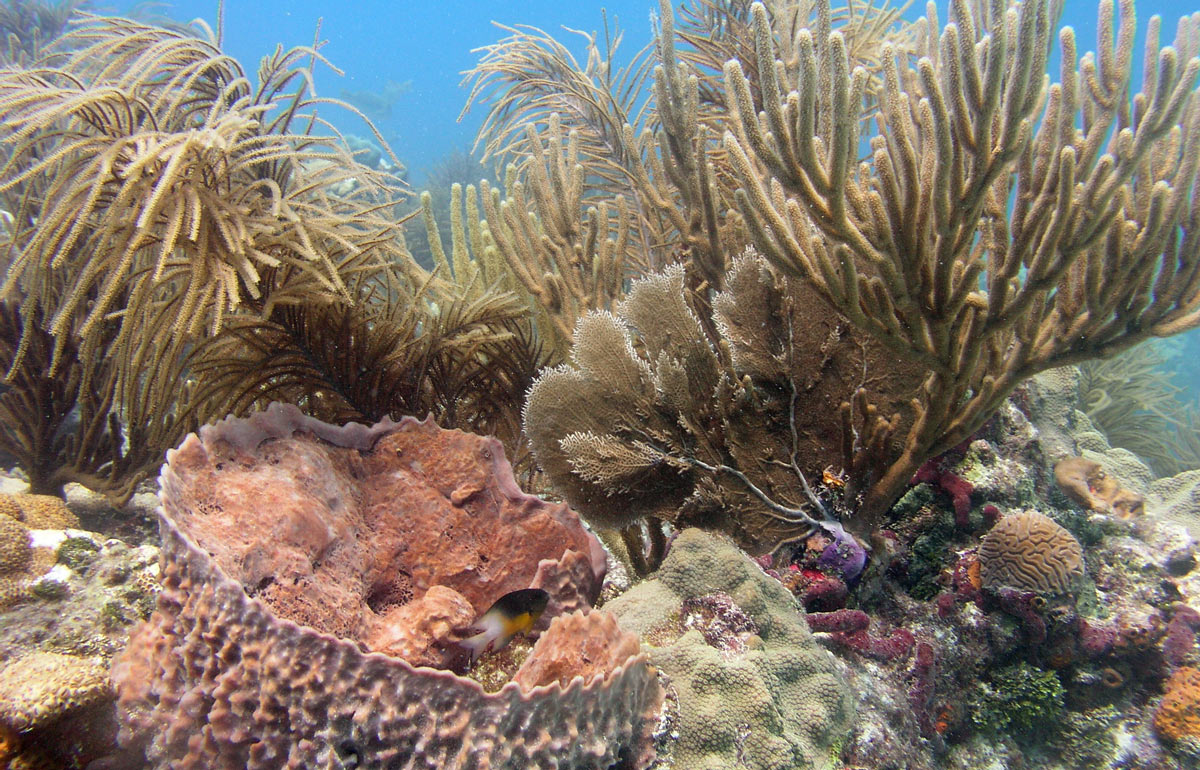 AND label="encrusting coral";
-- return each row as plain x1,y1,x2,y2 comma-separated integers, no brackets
0,650,111,733
0,514,30,574
0,650,119,770
1054,456,1145,518
0,493,79,530
112,404,662,769
605,528,854,770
